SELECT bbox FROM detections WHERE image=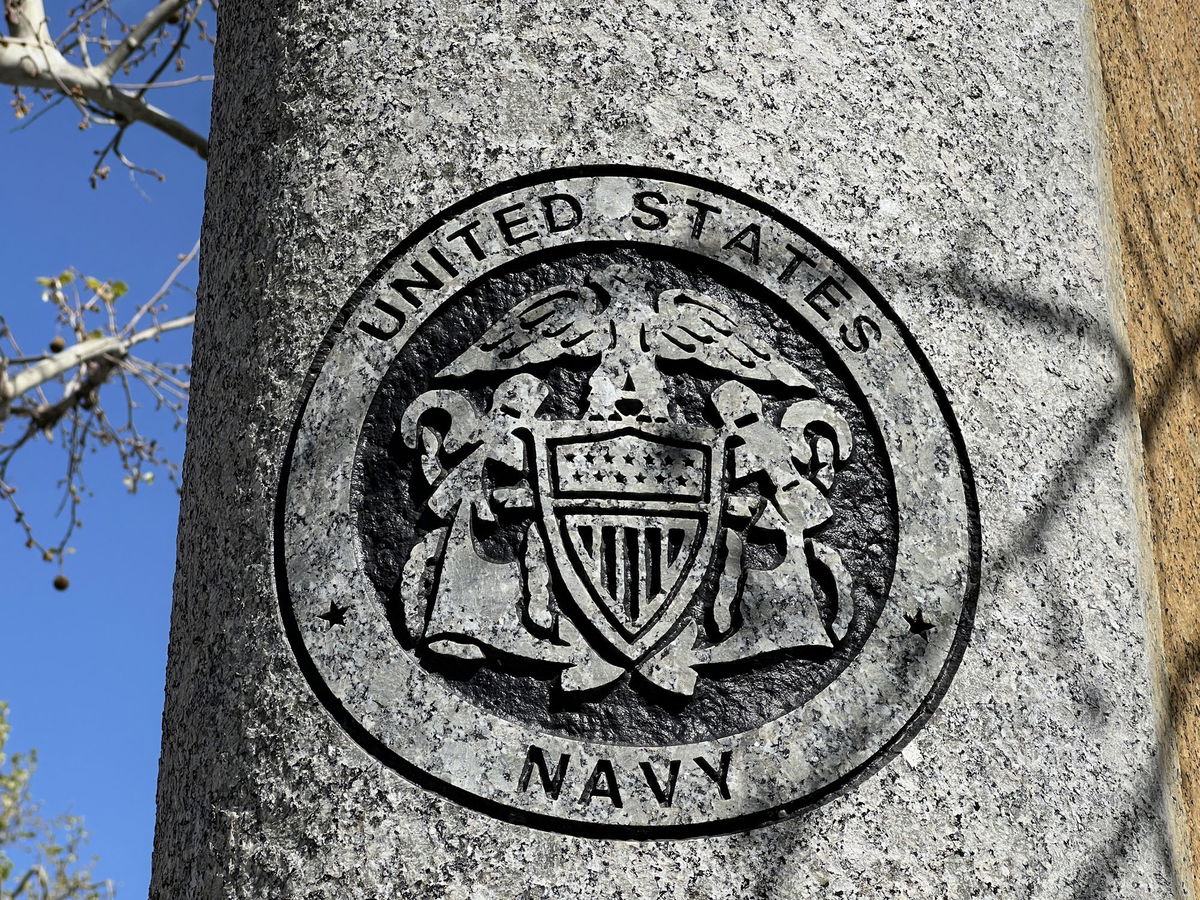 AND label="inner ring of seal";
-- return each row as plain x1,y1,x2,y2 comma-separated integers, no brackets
353,240,899,746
